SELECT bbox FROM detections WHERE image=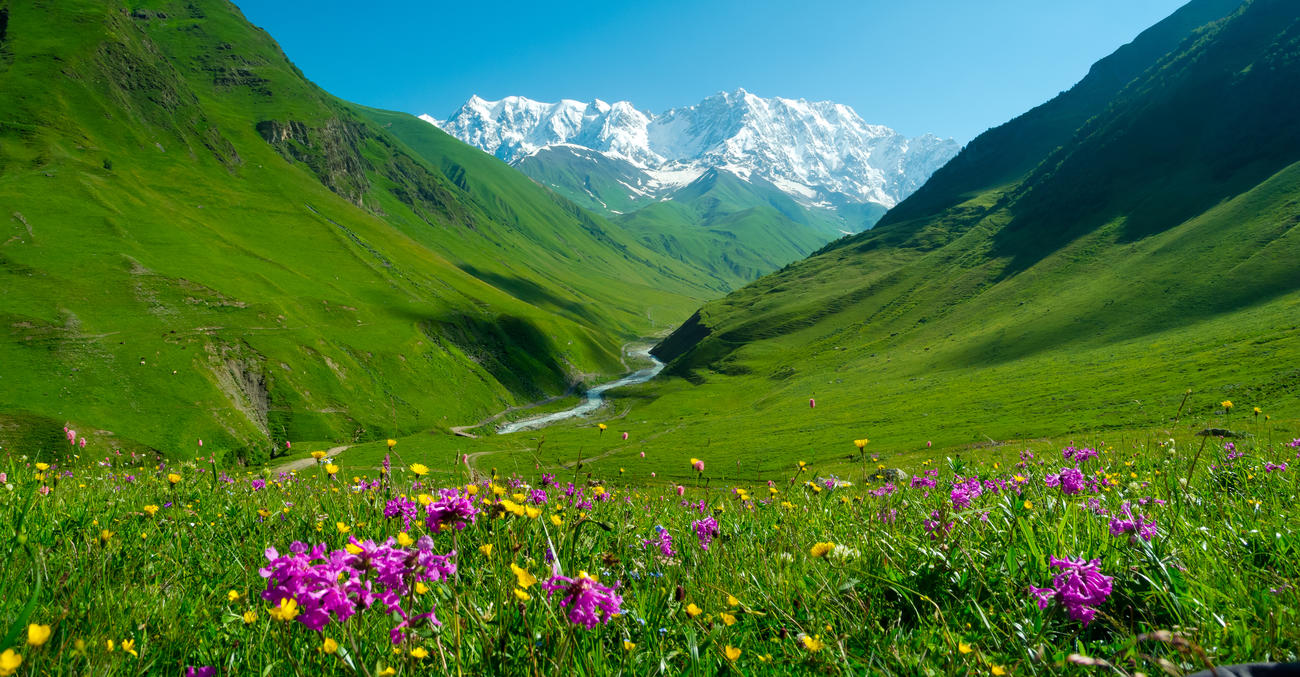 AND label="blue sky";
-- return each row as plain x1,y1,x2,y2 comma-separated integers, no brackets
233,0,1190,142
